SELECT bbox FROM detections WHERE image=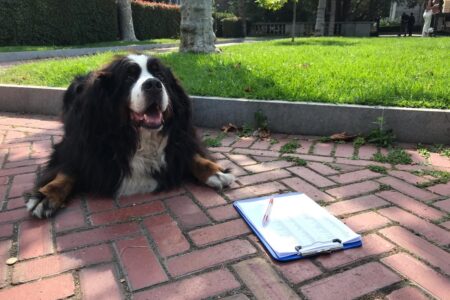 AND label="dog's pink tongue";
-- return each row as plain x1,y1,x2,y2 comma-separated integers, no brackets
143,110,163,127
